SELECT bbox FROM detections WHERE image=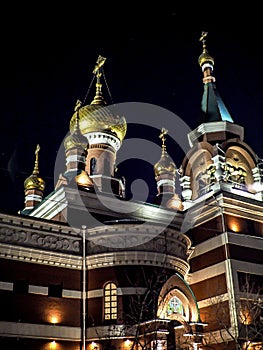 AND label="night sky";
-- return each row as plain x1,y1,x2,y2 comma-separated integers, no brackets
1,7,263,214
